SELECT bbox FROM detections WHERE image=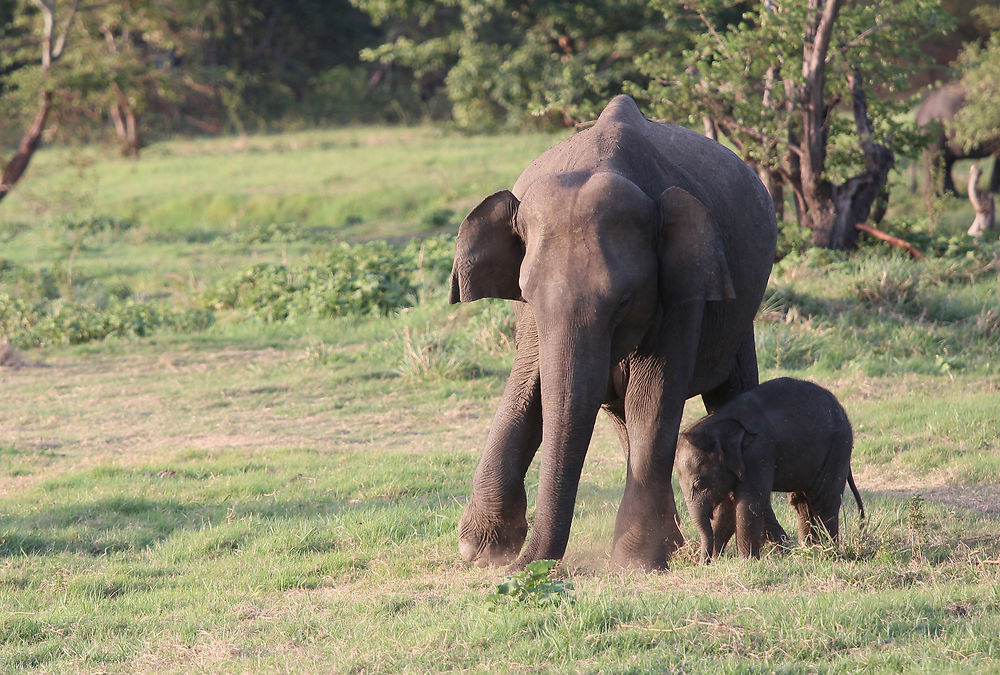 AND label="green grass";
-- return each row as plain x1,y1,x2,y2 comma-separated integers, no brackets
1,126,999,672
